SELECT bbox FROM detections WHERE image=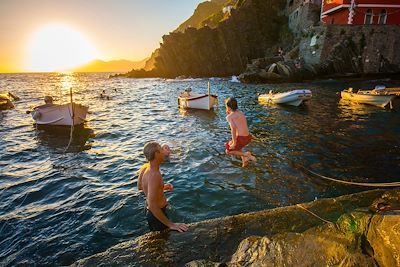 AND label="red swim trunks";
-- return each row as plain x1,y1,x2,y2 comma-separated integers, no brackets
225,135,252,152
